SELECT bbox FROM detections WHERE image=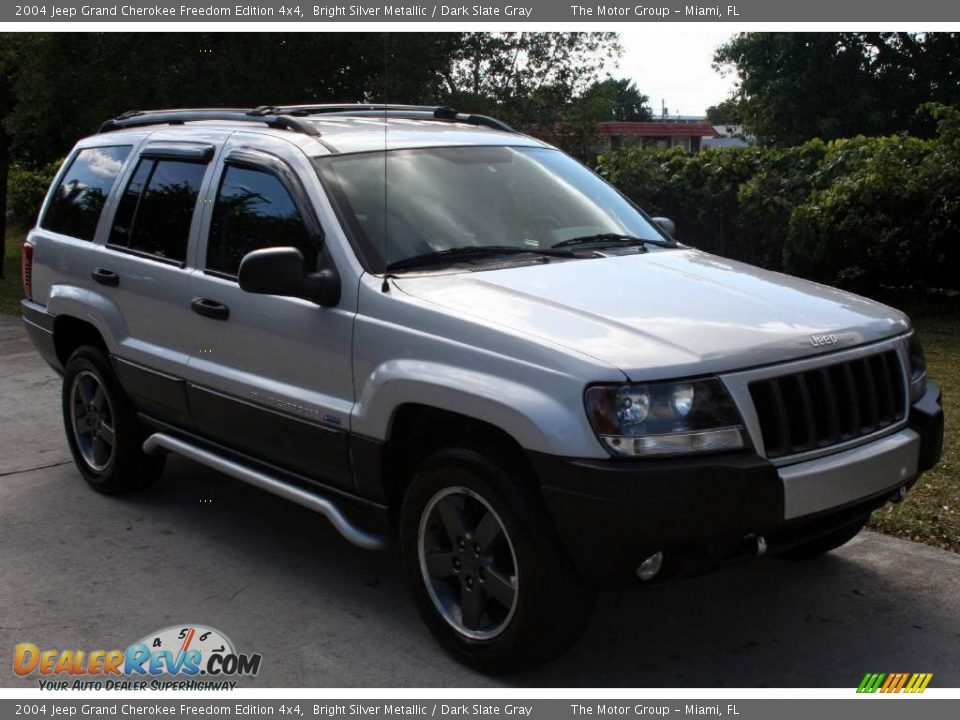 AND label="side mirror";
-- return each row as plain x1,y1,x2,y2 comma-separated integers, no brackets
238,247,340,307
652,217,676,238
